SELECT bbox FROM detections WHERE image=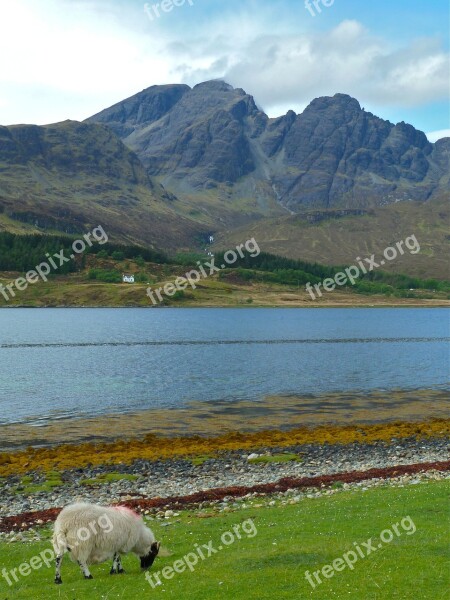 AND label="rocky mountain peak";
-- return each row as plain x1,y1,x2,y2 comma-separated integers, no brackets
87,81,447,210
